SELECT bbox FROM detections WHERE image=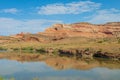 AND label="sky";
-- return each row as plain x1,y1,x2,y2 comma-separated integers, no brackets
0,0,120,35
